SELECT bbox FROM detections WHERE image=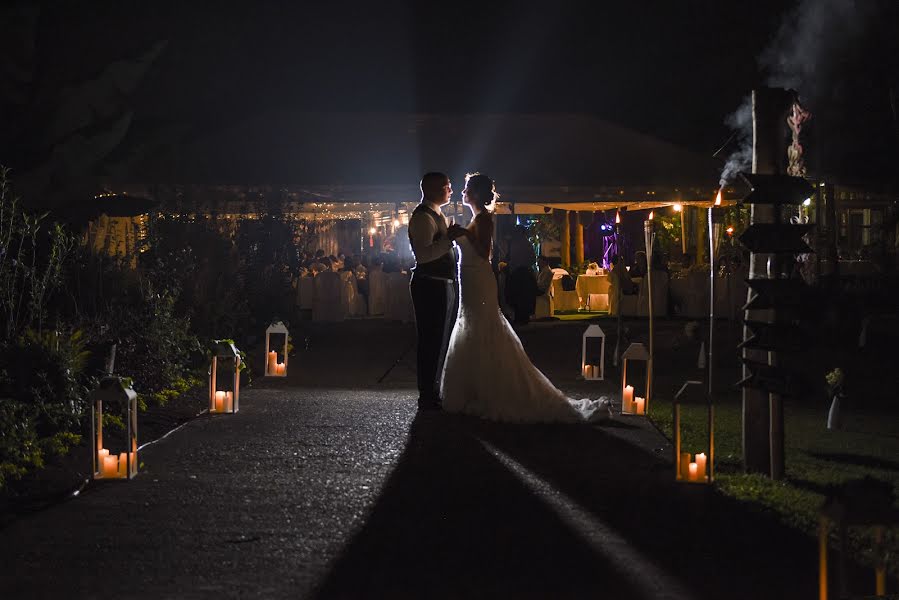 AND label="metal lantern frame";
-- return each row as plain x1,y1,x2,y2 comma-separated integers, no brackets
581,324,606,380
91,376,139,480
209,340,241,414
620,342,650,415
673,380,714,485
265,321,289,377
